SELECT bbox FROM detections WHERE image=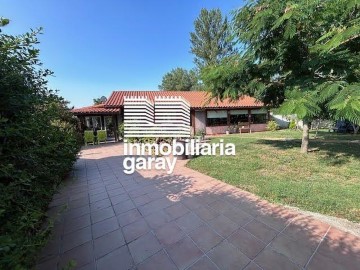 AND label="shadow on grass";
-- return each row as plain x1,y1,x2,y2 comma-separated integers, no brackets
255,139,360,166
